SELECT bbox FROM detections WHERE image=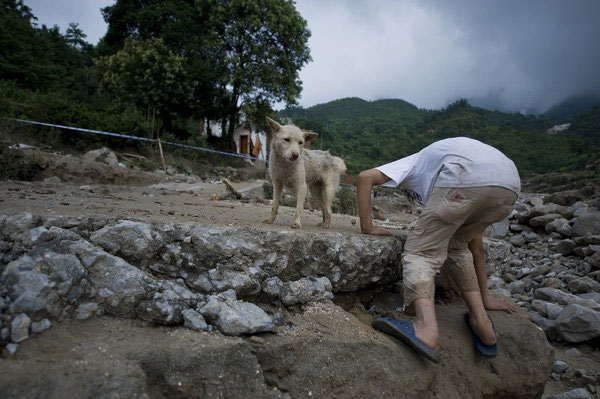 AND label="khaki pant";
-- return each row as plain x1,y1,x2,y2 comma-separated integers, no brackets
402,186,517,313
